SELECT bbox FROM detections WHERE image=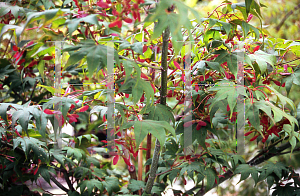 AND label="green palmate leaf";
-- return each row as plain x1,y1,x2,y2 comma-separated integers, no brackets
205,168,217,191
180,161,205,177
258,162,288,181
0,24,23,42
282,68,300,95
140,104,175,123
144,0,199,54
268,86,296,112
0,103,10,124
0,3,25,18
37,165,55,185
66,48,89,67
245,0,253,16
13,137,48,162
169,169,179,184
241,21,260,40
128,179,146,192
175,120,209,150
234,164,259,185
213,50,238,77
248,50,277,74
102,177,120,196
86,45,107,77
31,107,47,138
245,100,260,130
24,9,68,32
0,64,15,80
43,96,76,120
118,76,154,105
64,147,86,162
66,14,99,35
78,179,104,195
133,120,175,149
265,100,298,130
131,42,144,55
209,80,247,117
66,43,119,76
